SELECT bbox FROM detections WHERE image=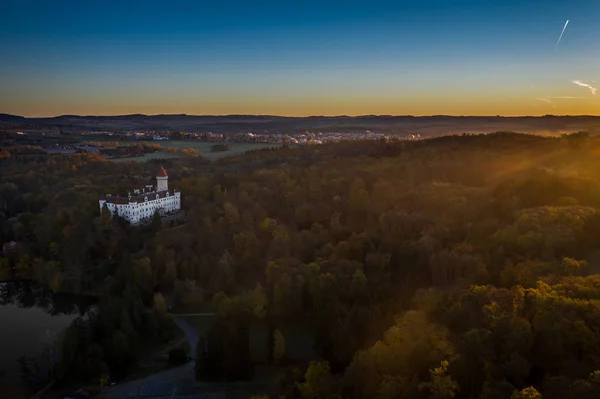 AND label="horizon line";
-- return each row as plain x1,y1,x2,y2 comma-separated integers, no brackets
3,112,600,119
